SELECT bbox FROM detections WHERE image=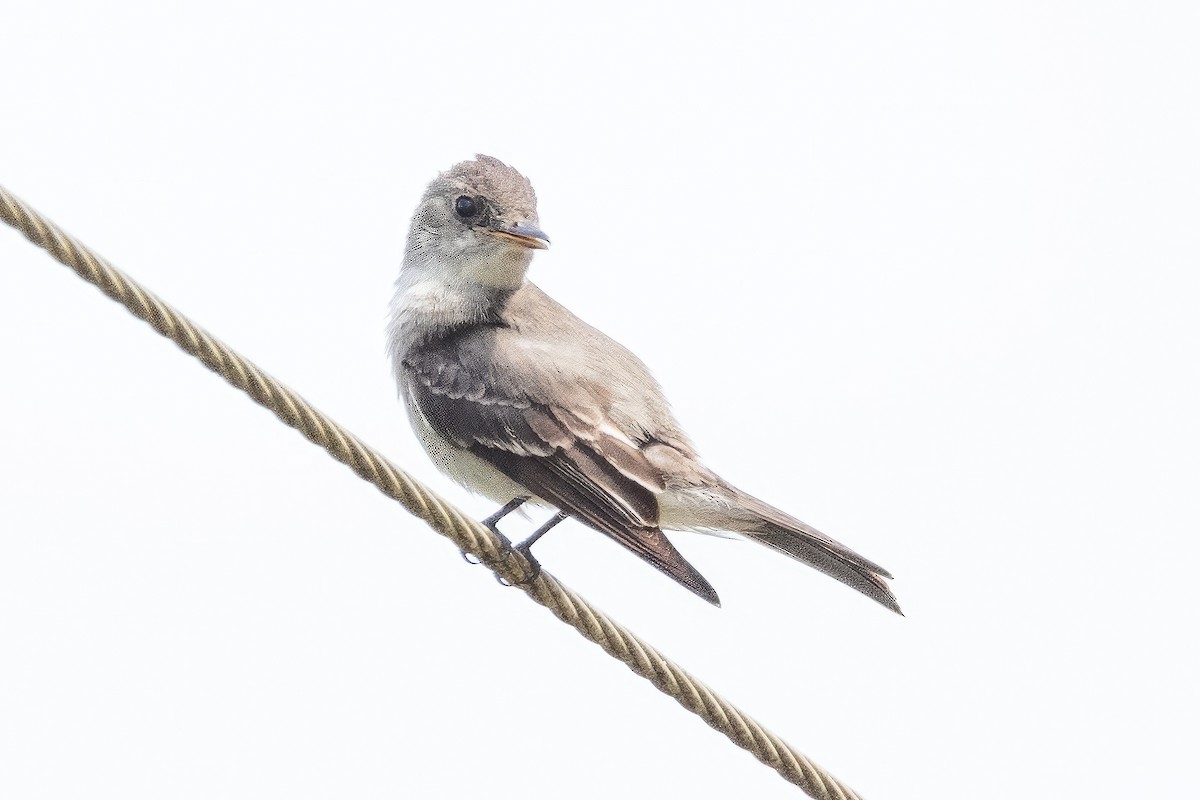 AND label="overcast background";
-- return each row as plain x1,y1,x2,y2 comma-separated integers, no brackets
2,3,1198,798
